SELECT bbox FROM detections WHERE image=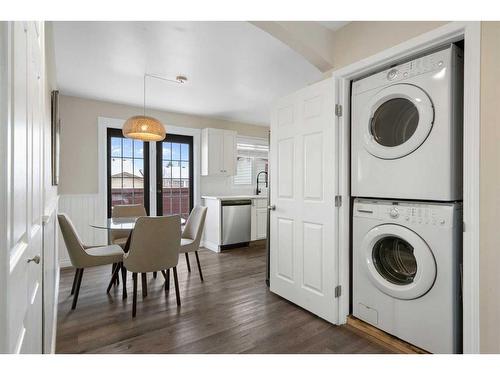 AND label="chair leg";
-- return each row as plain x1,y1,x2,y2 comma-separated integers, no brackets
166,269,170,290
153,271,157,279
111,263,119,286
195,251,204,282
72,268,84,310
141,272,147,298
107,263,121,293
121,263,127,300
132,272,137,318
161,270,169,291
185,253,191,272
173,266,181,306
70,269,78,295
